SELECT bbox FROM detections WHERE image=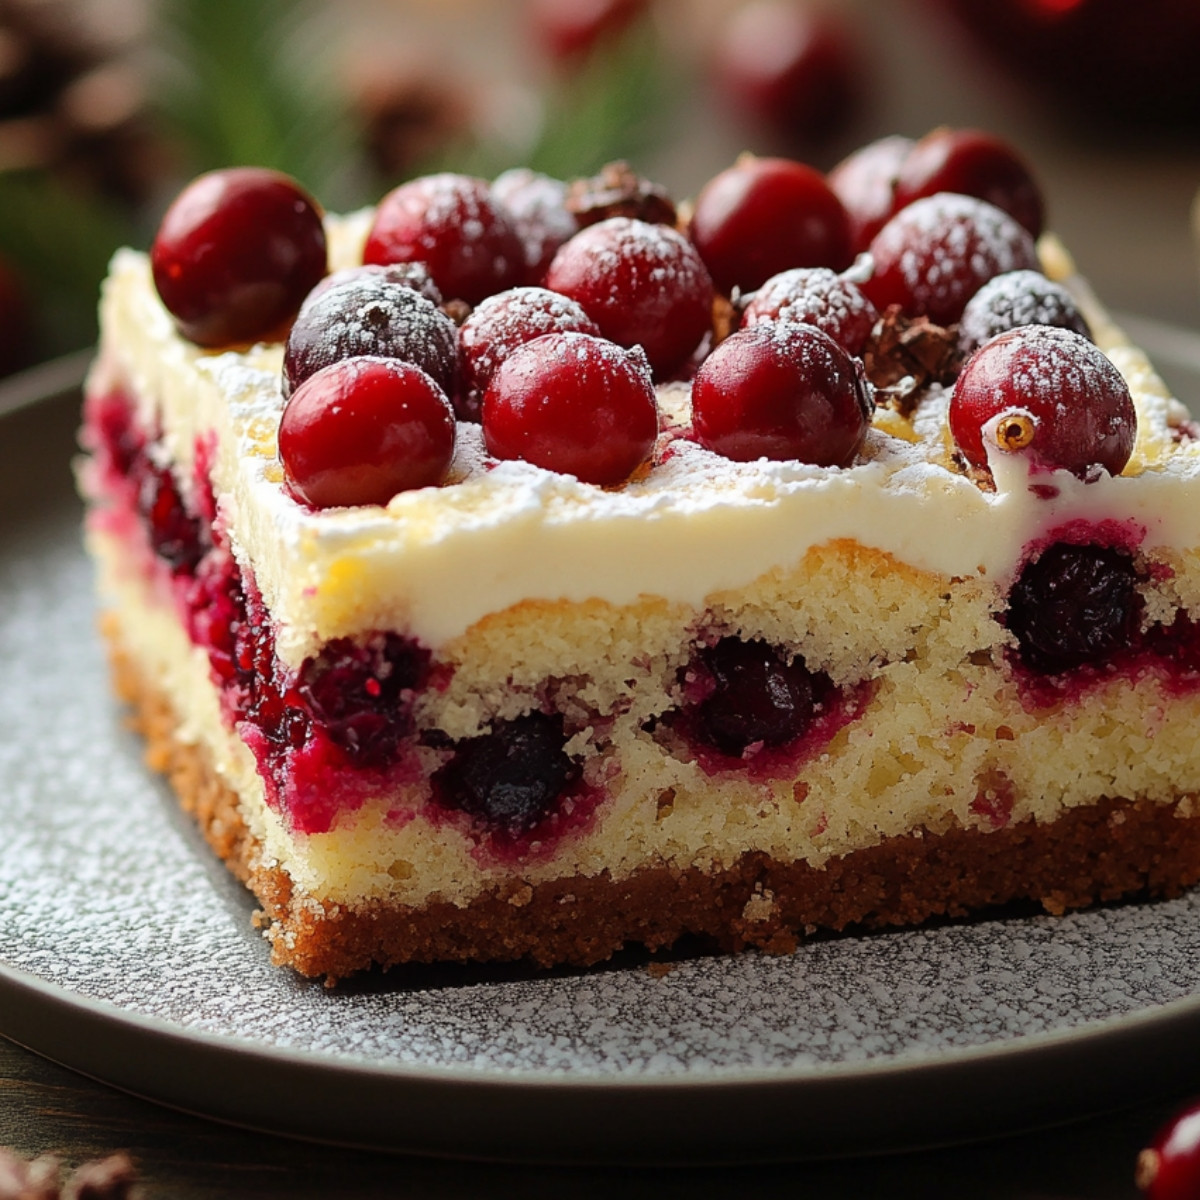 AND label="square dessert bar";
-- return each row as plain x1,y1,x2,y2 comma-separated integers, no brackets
80,133,1200,980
